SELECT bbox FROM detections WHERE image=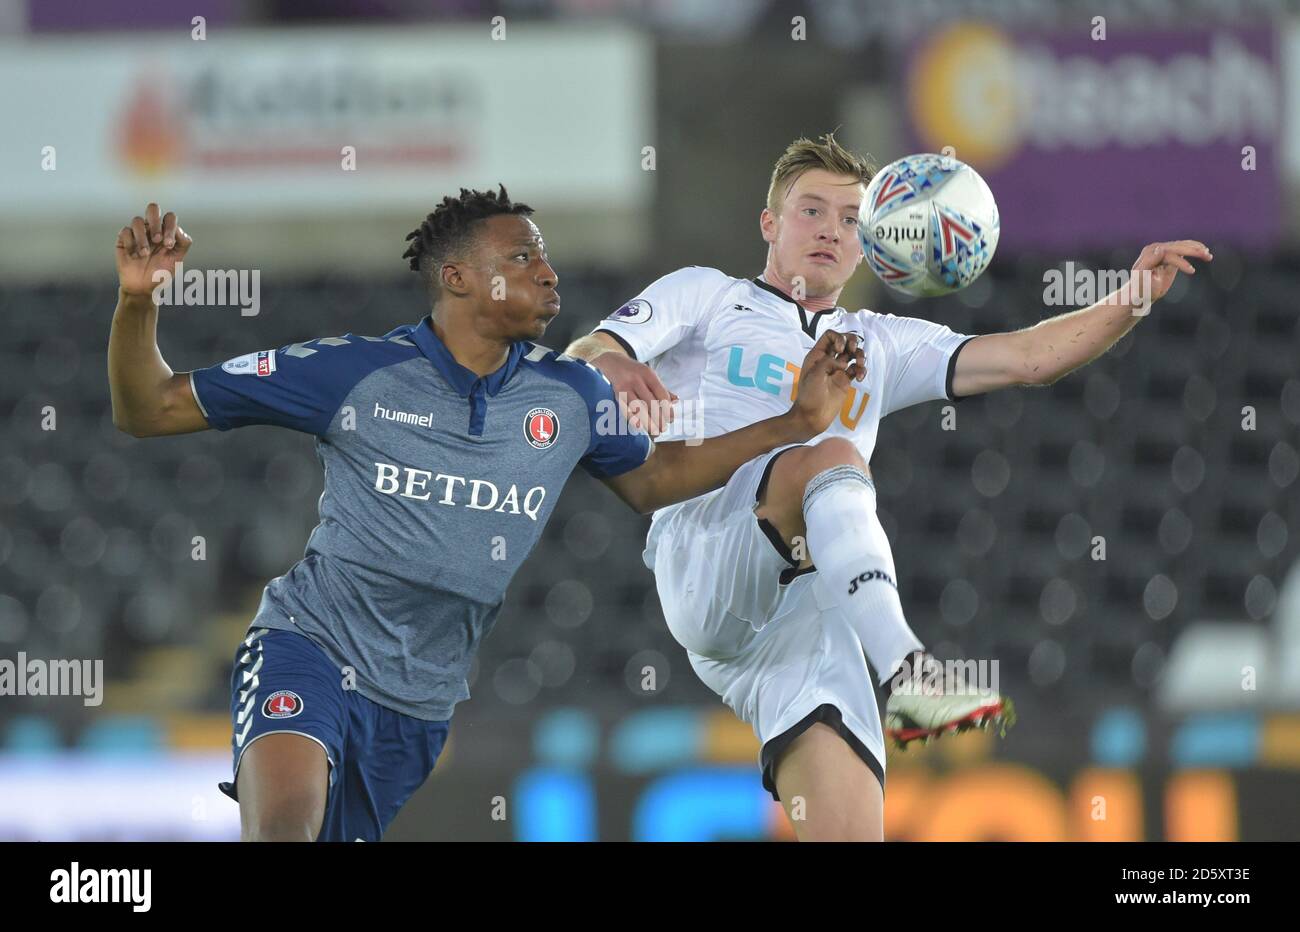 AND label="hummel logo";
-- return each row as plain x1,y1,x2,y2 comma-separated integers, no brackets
374,402,433,428
847,569,896,595
732,304,754,313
